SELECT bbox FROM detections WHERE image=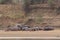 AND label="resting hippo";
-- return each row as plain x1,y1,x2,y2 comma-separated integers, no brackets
22,27,29,31
43,26,54,31
5,24,22,31
32,26,42,31
21,25,31,31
